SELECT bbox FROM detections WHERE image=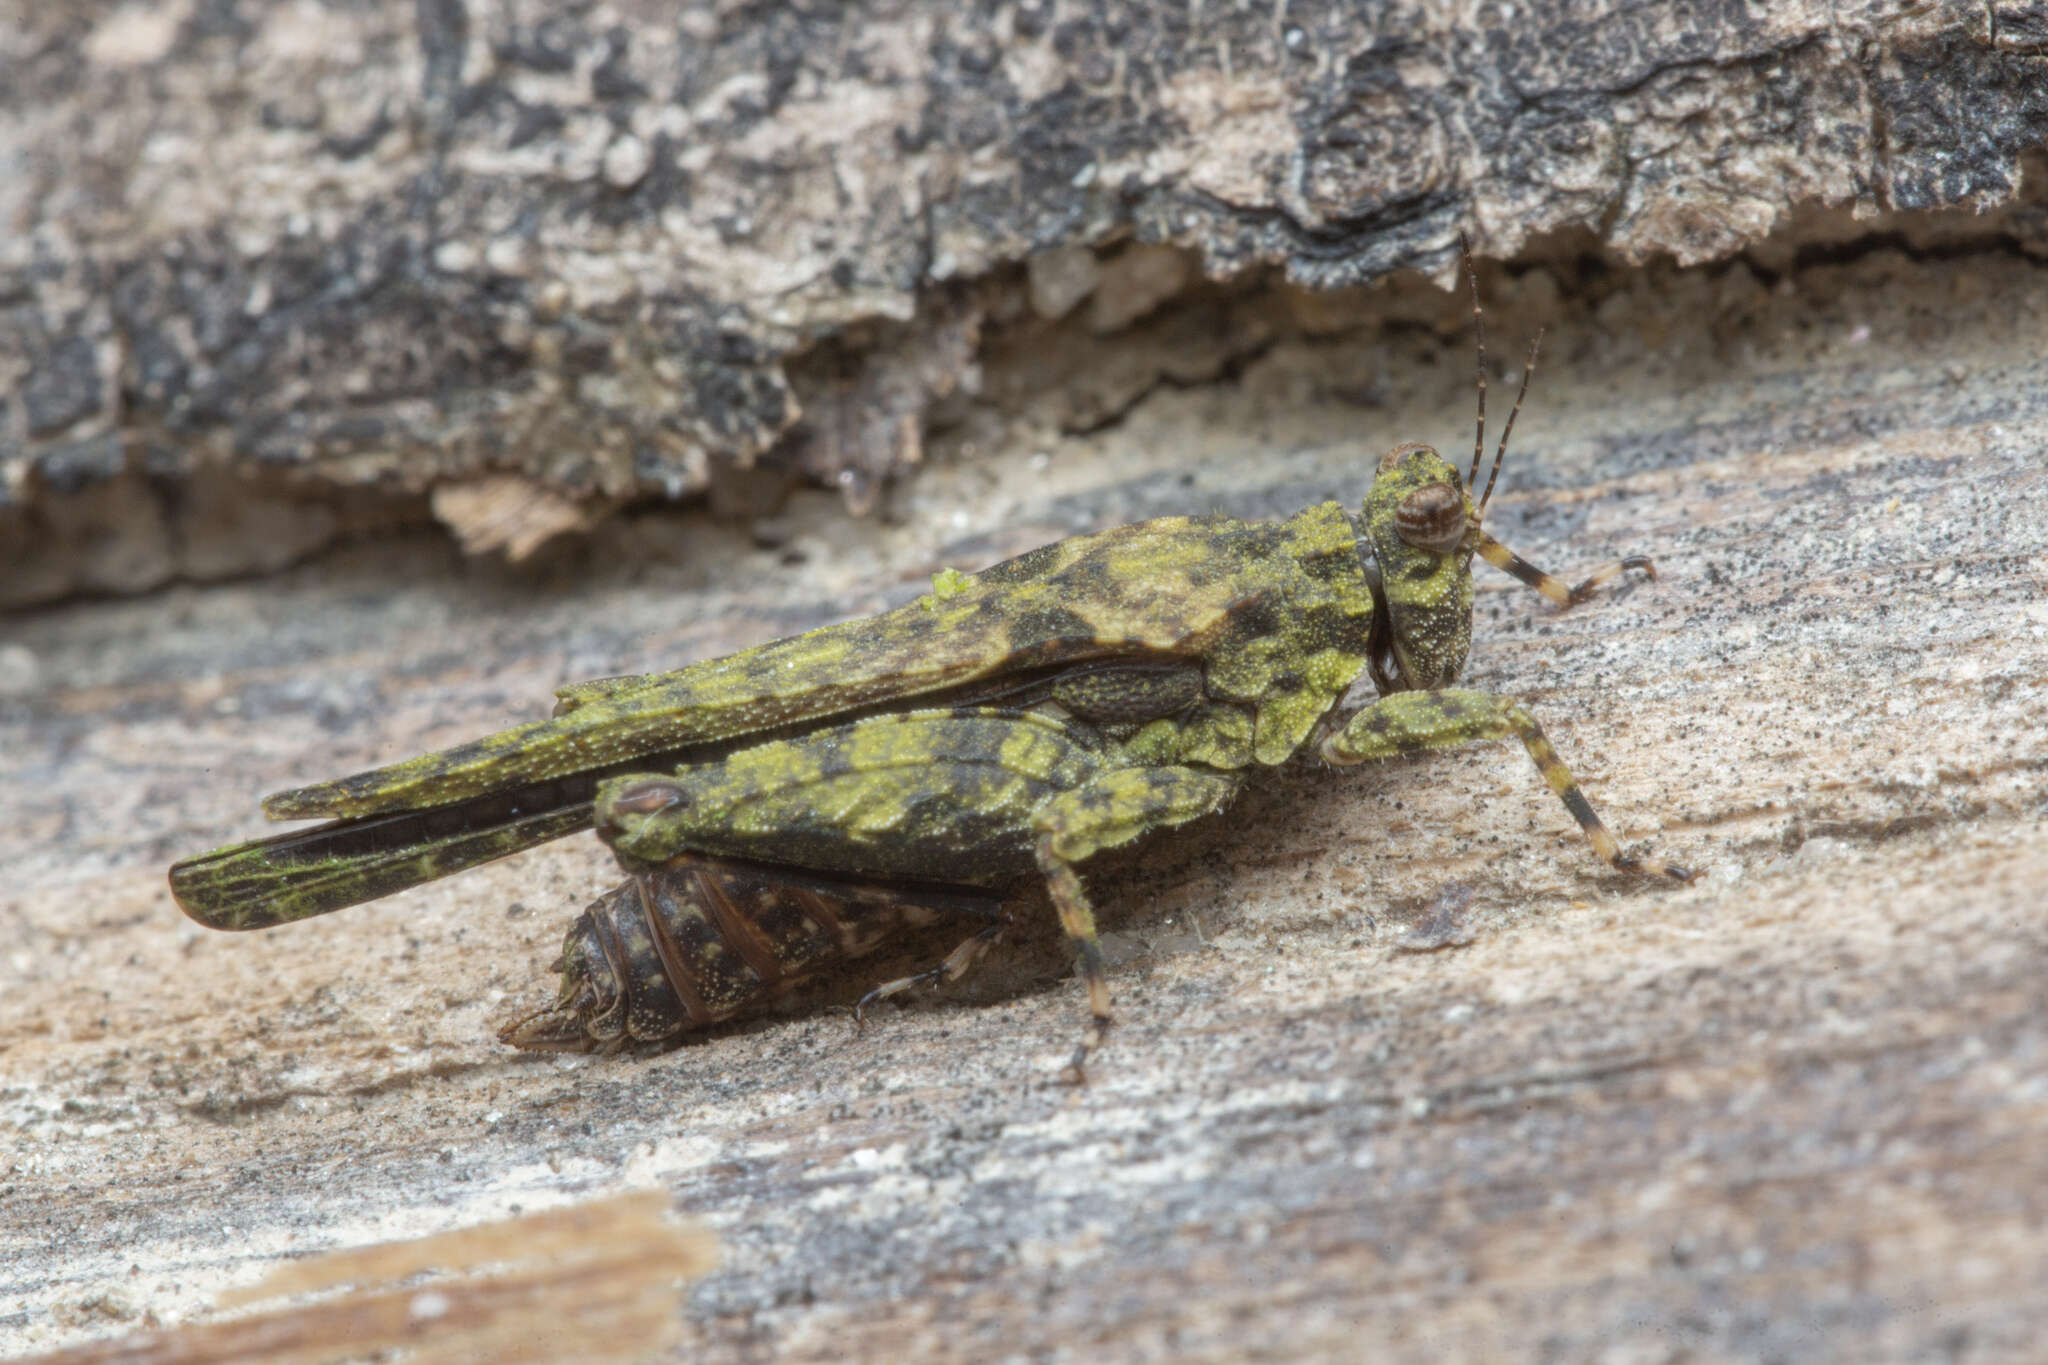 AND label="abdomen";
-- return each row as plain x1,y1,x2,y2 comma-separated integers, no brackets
499,854,1005,1051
